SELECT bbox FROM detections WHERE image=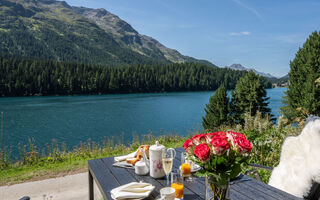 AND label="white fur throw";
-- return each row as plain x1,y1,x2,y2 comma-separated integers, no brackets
268,117,320,198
